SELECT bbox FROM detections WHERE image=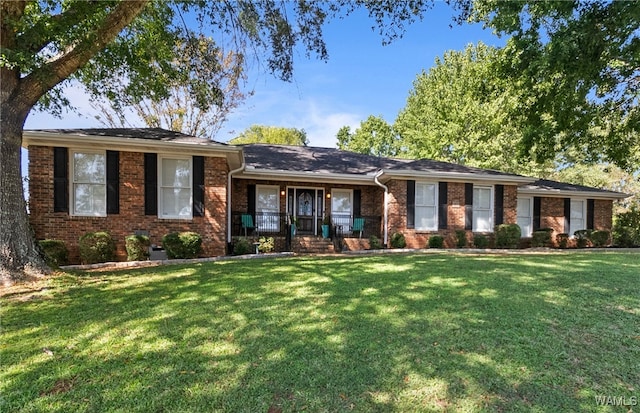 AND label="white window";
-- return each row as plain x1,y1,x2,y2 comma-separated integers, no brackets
415,182,438,231
256,185,280,232
517,197,533,237
159,156,192,219
71,150,106,217
473,186,493,232
570,199,586,236
331,189,352,230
